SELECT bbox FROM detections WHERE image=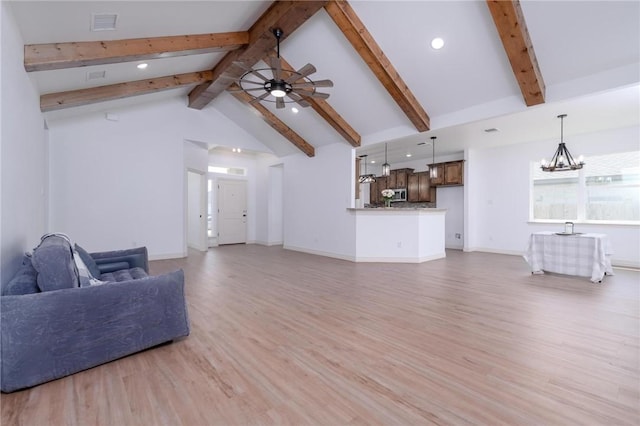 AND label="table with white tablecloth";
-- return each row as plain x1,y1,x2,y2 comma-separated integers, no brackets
524,231,614,282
